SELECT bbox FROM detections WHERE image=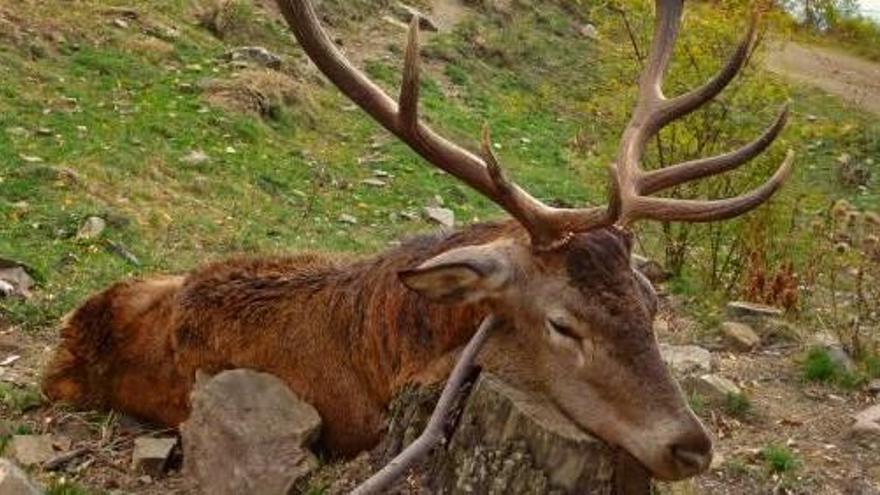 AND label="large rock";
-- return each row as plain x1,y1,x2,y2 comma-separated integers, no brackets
7,435,56,467
374,373,650,494
0,260,34,299
720,321,760,352
0,459,43,495
849,404,880,447
659,344,714,377
181,369,322,495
